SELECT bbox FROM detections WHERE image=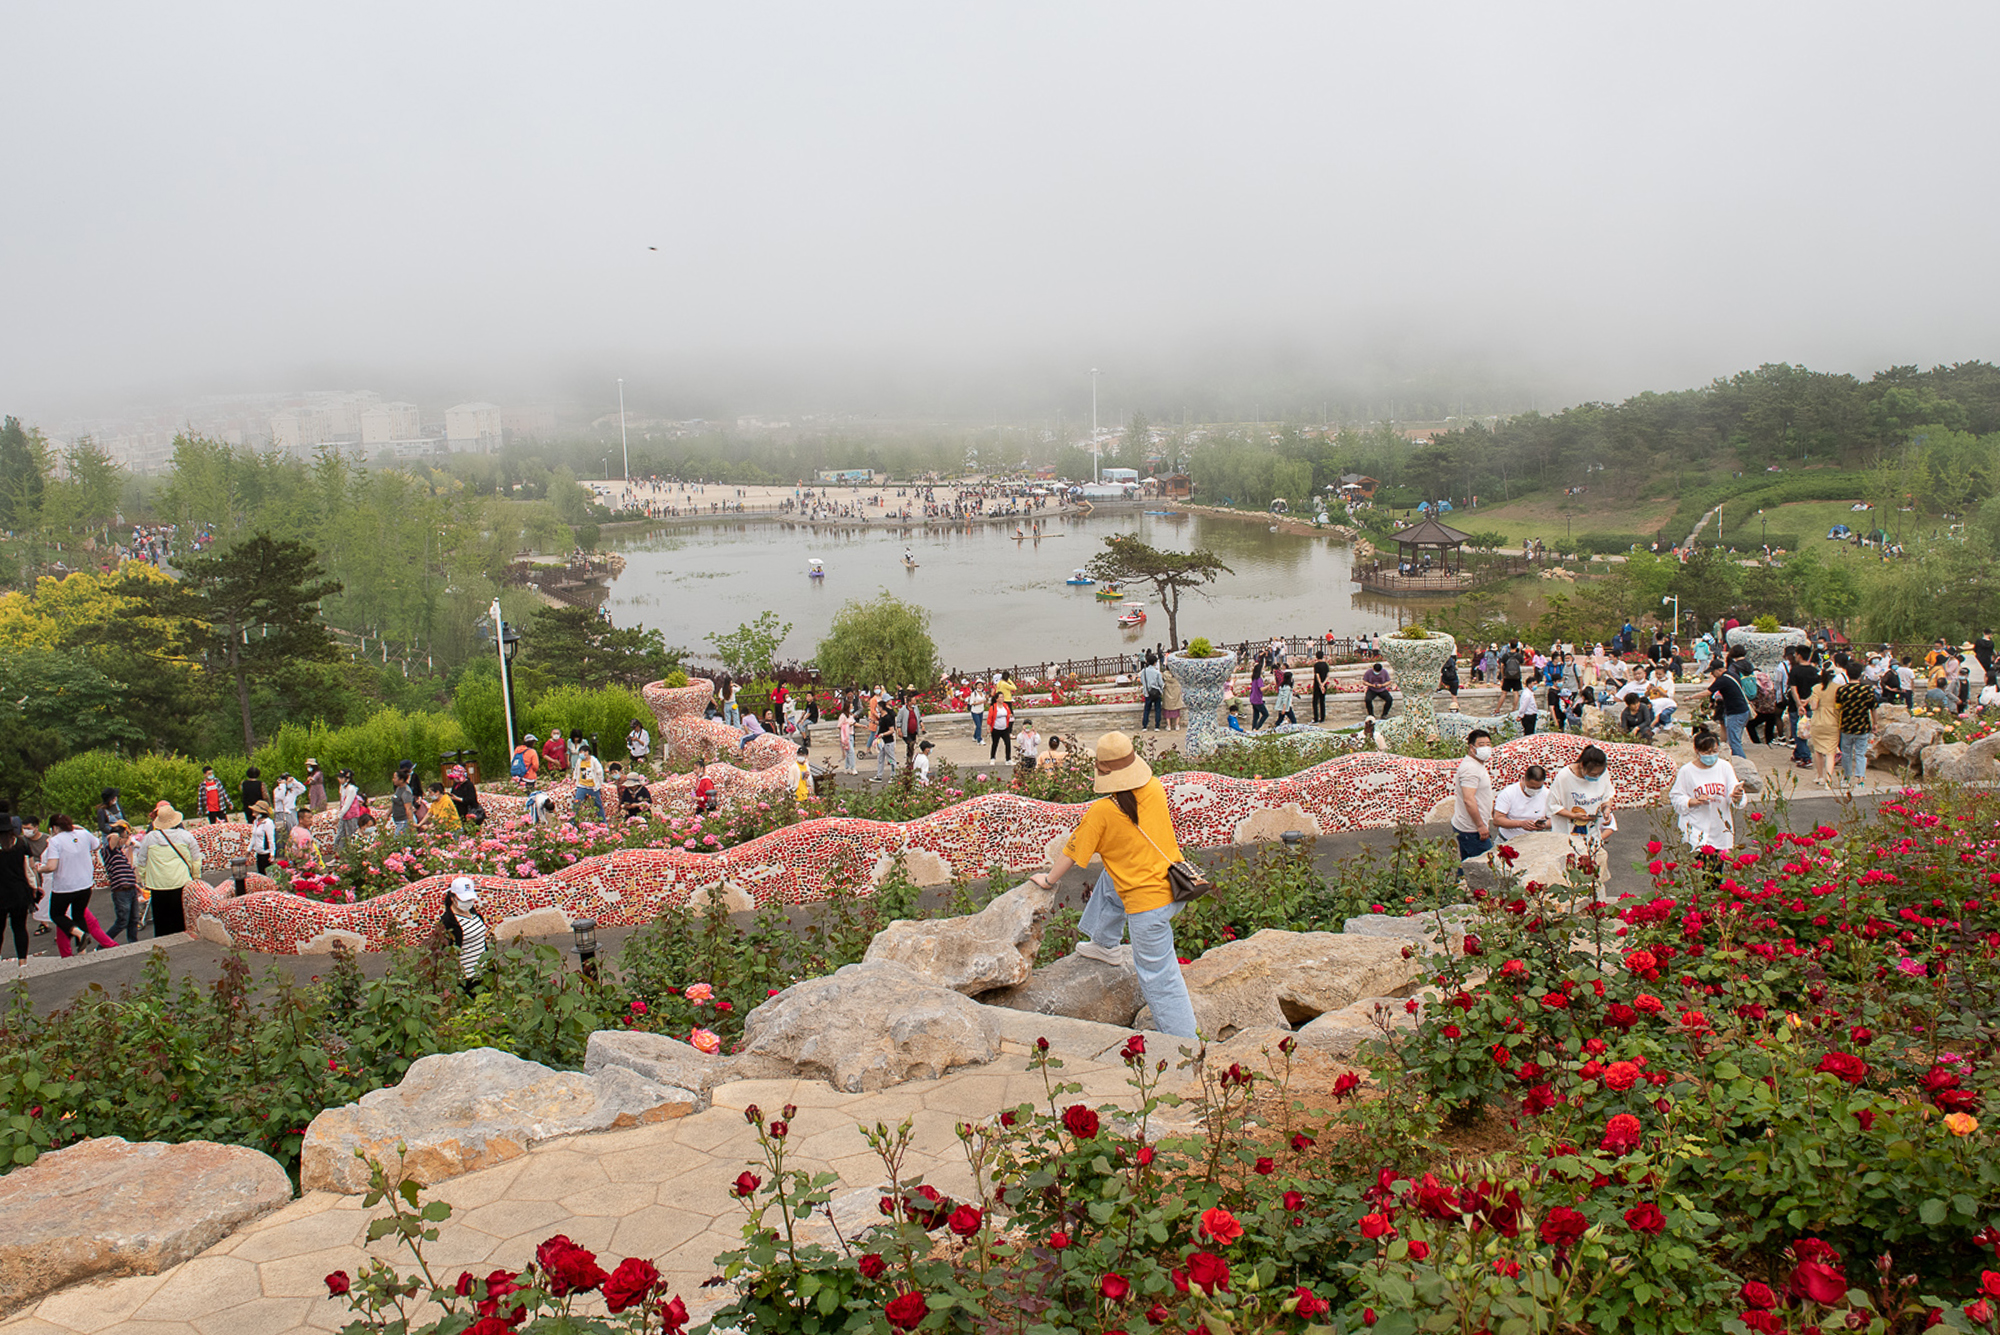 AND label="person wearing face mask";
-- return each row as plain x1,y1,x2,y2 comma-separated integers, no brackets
1548,744,1616,849
1670,730,1748,855
1493,763,1552,833
1450,730,1496,862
